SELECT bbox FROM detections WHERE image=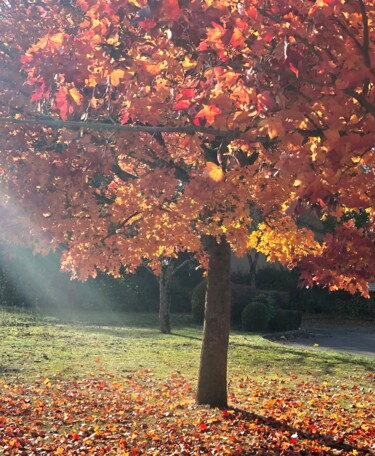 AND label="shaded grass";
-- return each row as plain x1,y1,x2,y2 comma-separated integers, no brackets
0,307,373,385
